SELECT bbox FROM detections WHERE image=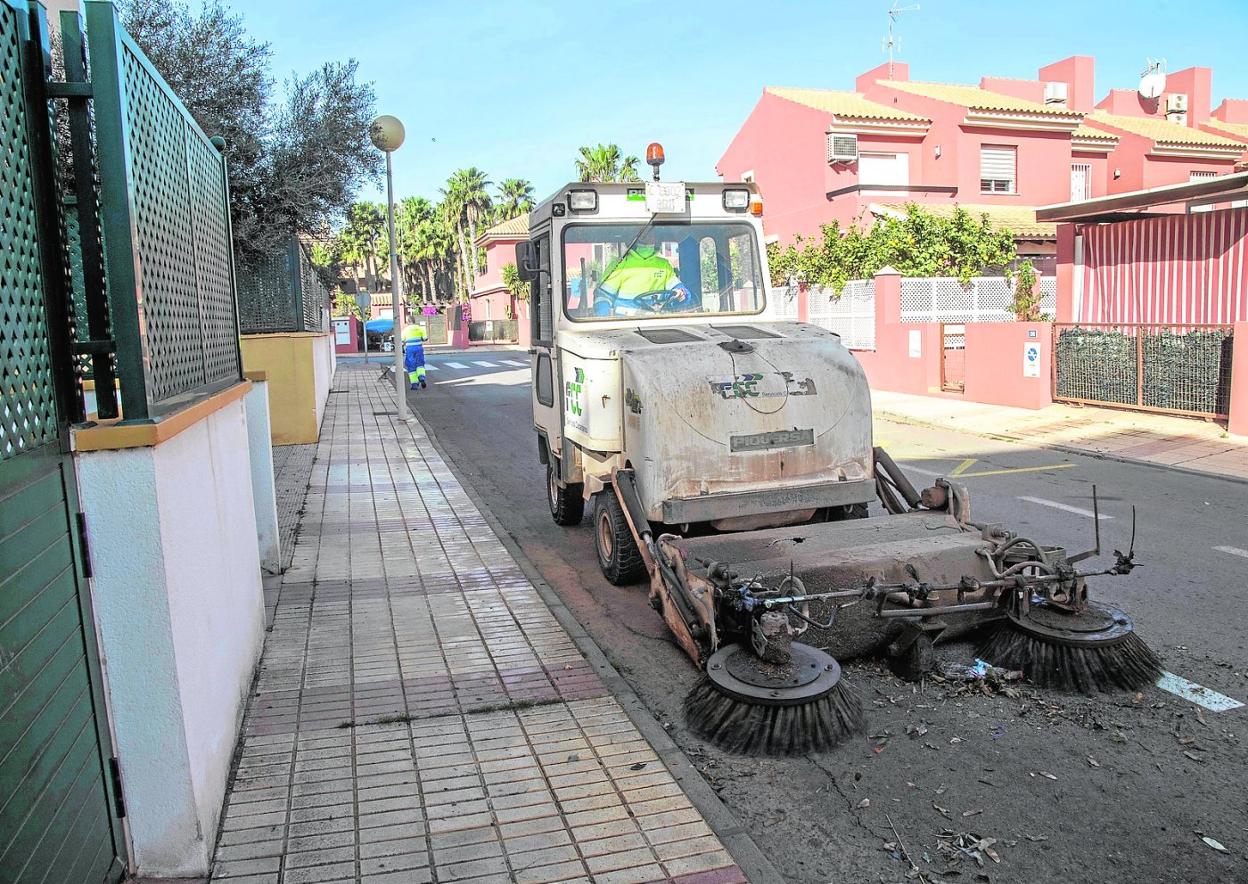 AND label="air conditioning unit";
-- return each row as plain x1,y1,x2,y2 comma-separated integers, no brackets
827,133,859,163
1166,93,1188,112
1043,82,1069,105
